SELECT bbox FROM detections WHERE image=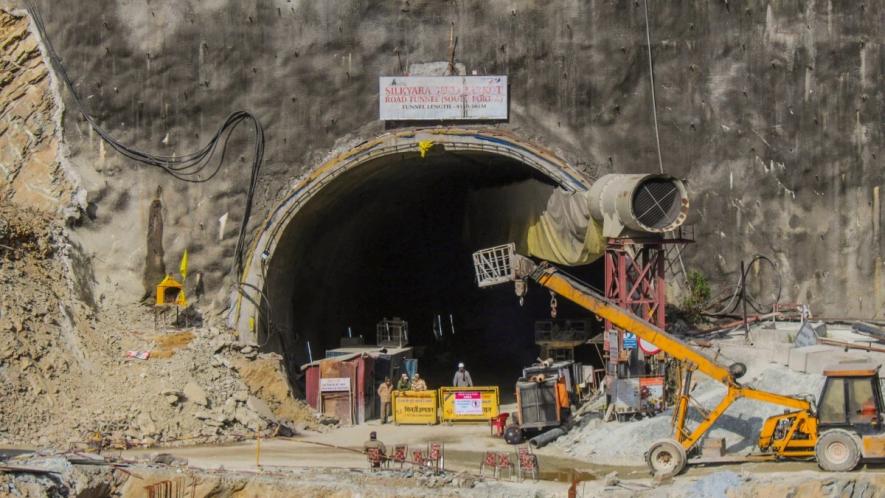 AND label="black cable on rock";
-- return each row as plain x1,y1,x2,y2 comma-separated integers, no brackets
709,255,783,316
24,0,263,277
